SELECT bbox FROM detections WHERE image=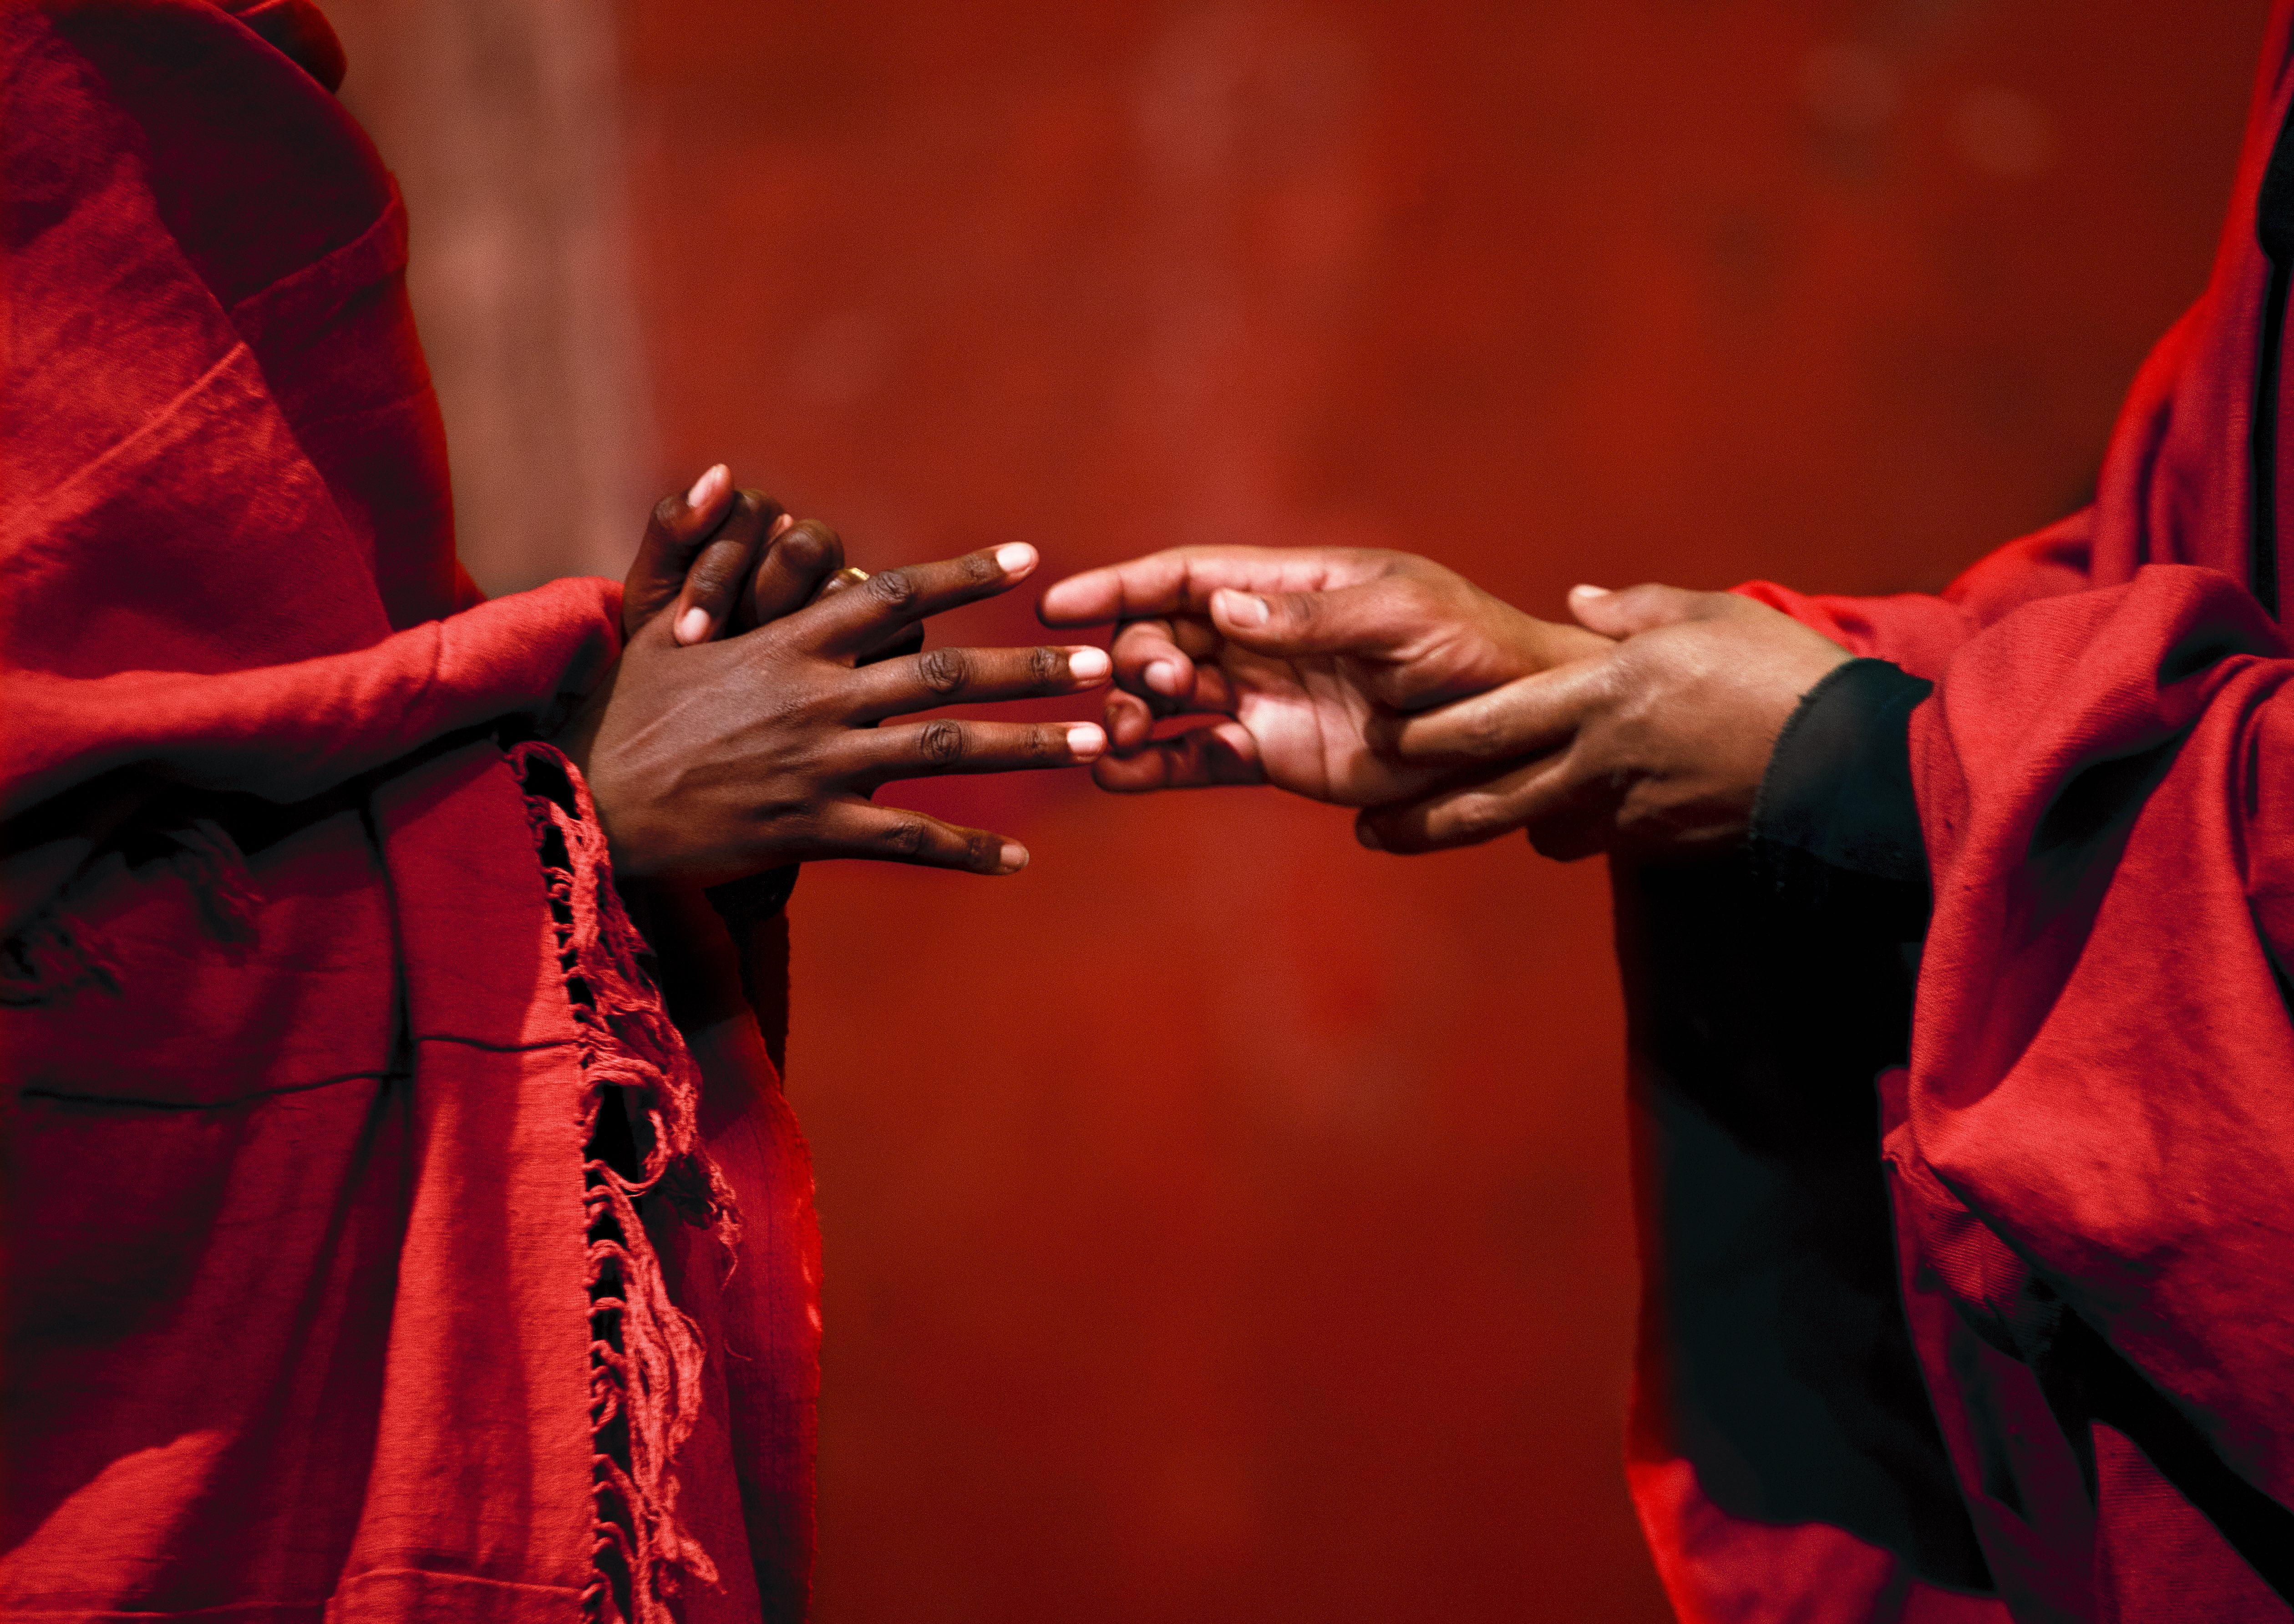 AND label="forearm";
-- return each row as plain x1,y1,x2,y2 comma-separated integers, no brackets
0,581,620,820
